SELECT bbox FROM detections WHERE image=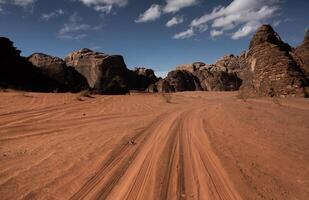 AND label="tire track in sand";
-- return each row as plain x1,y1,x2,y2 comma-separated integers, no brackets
70,104,241,200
